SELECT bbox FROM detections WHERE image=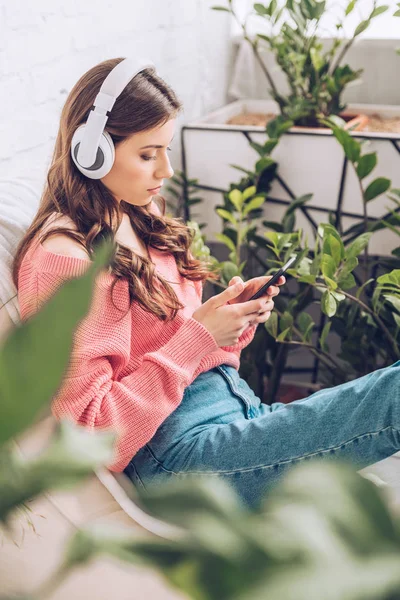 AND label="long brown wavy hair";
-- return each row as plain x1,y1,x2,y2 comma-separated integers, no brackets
12,57,218,321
